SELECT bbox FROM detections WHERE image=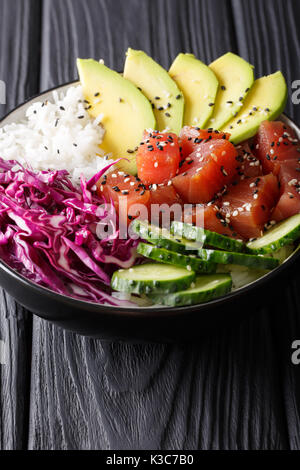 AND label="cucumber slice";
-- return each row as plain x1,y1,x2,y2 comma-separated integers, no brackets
111,263,195,295
131,219,202,253
197,248,279,270
217,264,267,290
150,274,232,306
137,243,217,273
171,221,245,253
246,214,300,254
